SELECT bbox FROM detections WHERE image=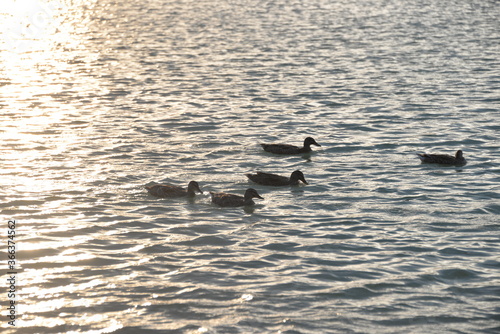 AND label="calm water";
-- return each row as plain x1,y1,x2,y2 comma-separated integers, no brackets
1,0,499,333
